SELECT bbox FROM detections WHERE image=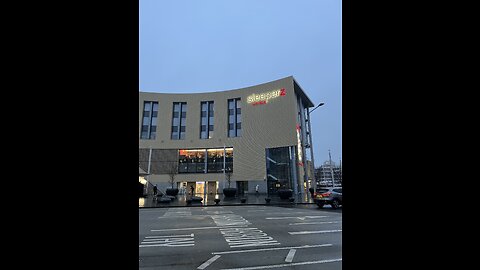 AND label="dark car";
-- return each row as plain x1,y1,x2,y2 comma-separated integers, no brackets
313,187,342,209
